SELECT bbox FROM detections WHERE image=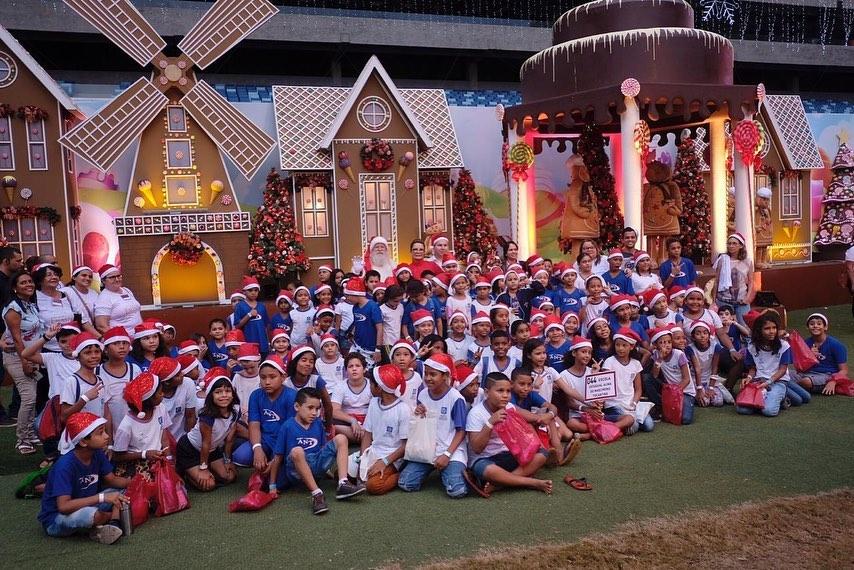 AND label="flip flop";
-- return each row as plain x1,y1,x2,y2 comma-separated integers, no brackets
559,437,582,467
463,468,490,498
563,474,592,491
